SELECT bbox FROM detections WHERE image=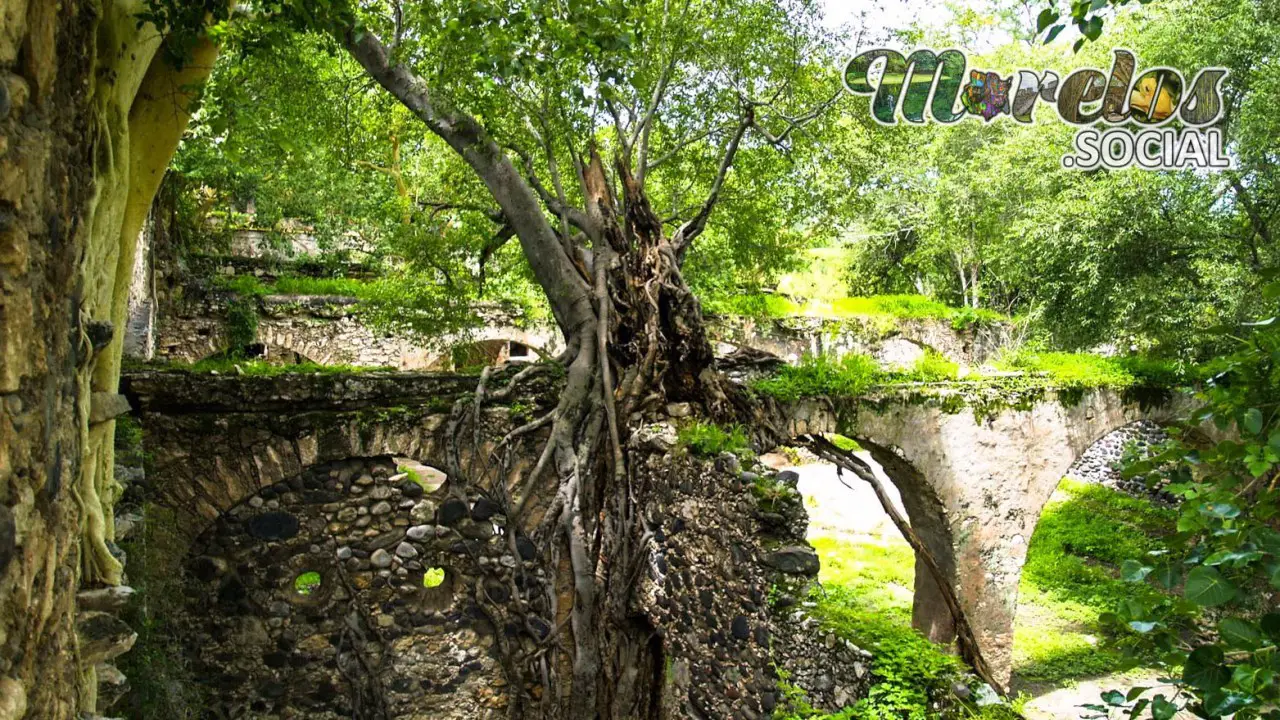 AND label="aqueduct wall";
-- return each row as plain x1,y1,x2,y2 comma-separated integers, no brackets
781,385,1193,686
120,369,874,718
